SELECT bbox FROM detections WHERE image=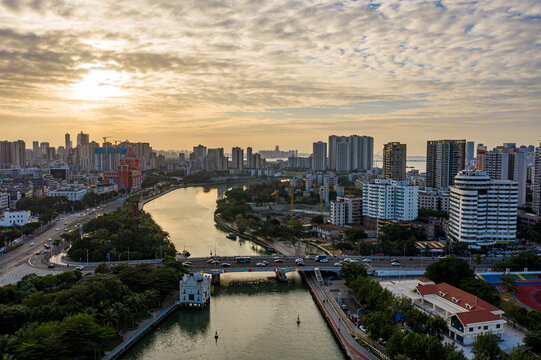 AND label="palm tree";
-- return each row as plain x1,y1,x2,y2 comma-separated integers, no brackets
474,254,483,267
102,308,119,330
